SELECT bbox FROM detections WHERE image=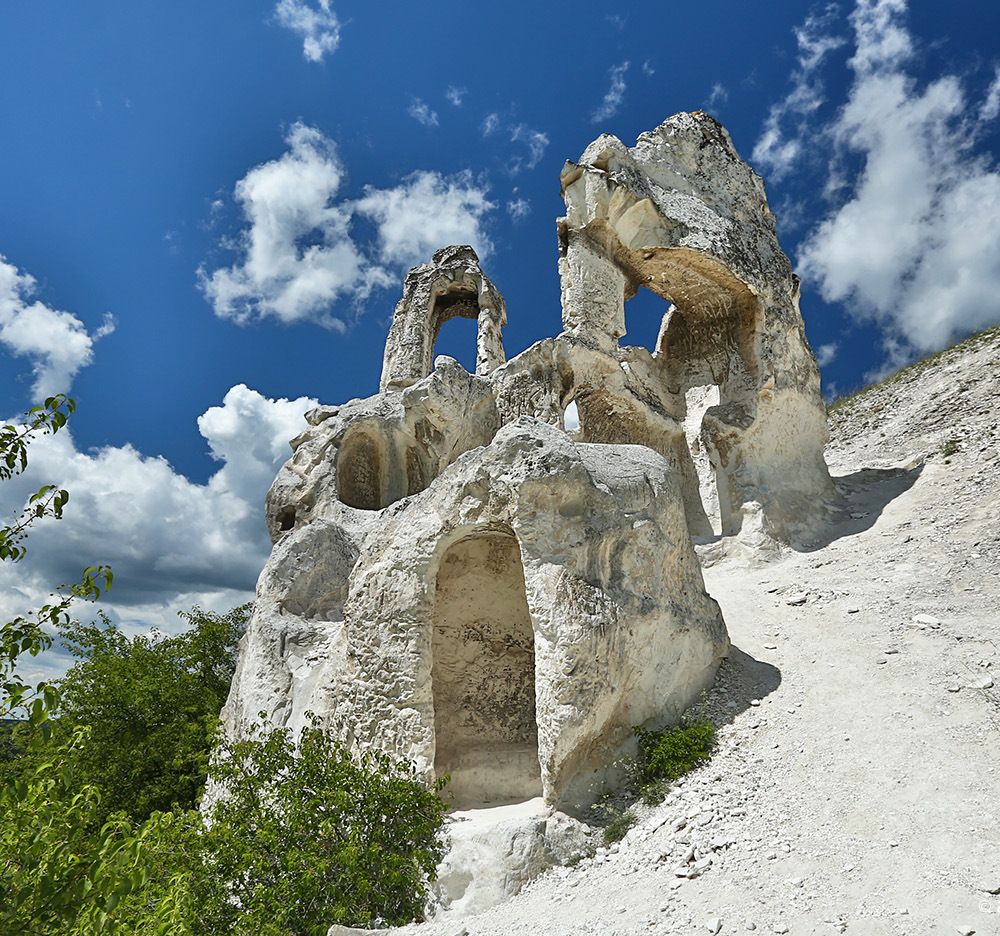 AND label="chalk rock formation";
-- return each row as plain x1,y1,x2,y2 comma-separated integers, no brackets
220,112,834,911
555,112,835,540
227,404,727,809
